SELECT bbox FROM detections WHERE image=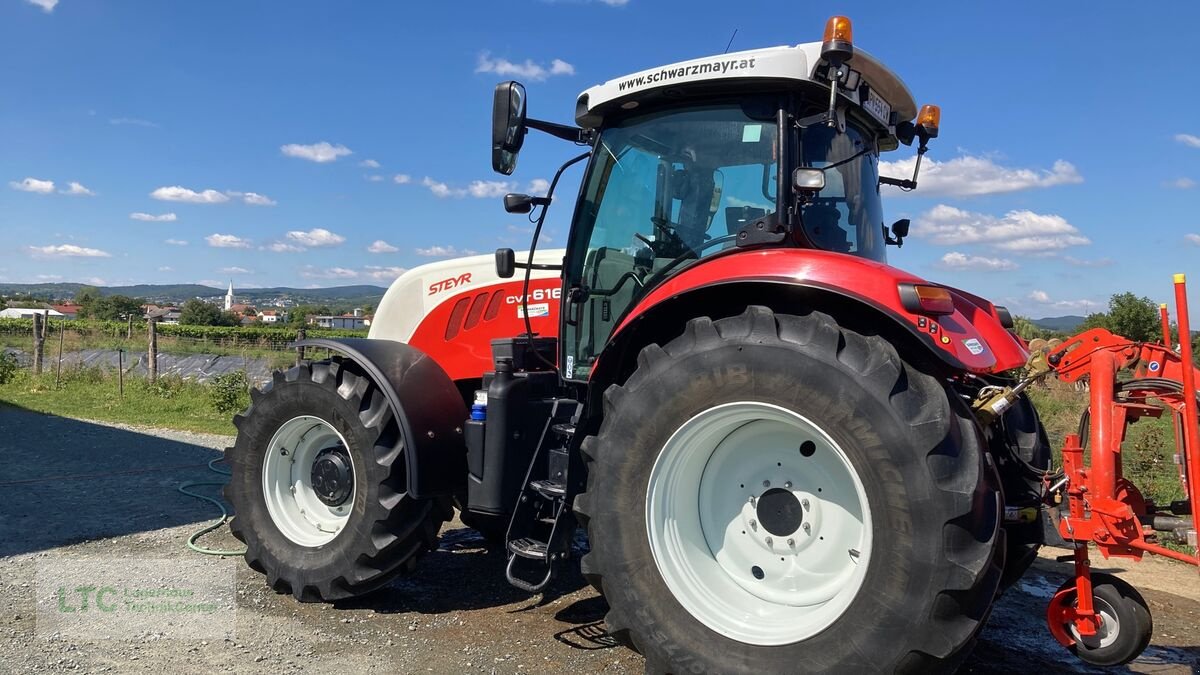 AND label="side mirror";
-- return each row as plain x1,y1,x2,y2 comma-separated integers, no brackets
495,248,516,278
504,193,534,214
793,168,826,193
492,81,527,176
